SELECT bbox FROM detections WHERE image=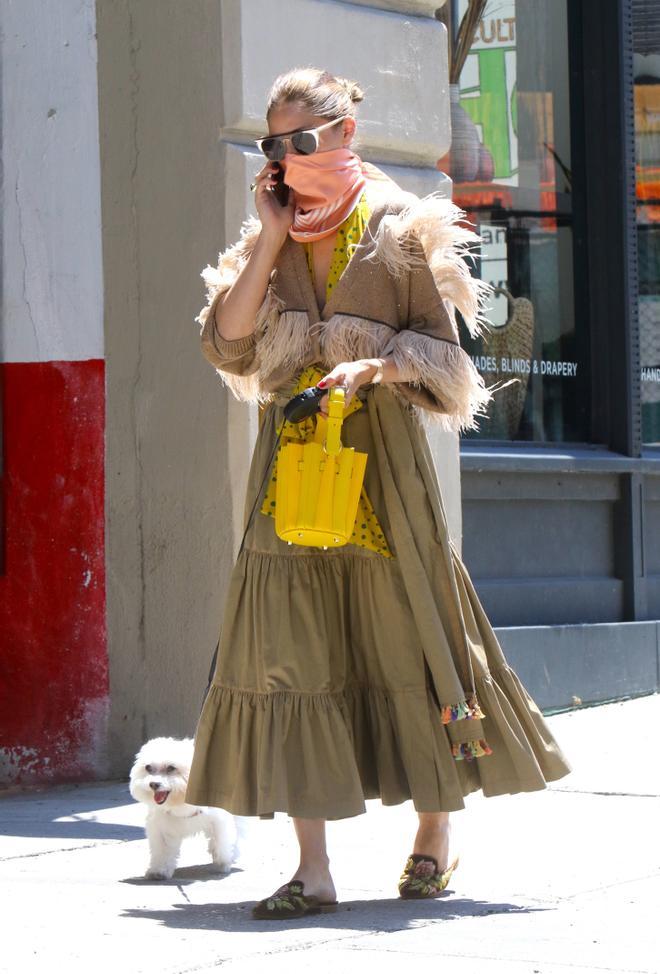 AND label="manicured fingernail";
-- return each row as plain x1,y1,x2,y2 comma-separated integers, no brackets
318,380,326,387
